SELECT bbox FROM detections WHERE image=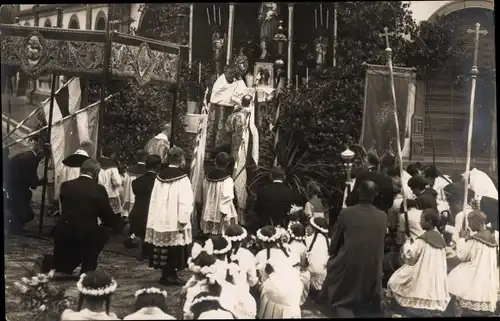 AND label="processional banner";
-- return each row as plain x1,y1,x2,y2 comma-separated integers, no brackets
360,64,416,157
